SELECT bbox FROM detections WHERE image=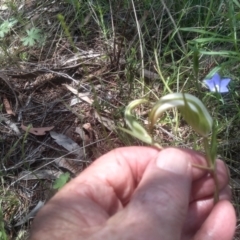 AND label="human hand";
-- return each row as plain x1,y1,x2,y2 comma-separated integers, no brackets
29,147,236,240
